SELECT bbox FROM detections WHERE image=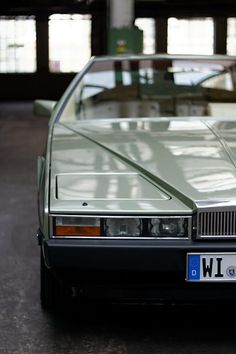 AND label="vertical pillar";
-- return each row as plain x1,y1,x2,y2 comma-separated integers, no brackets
214,17,227,54
110,0,134,29
108,0,143,54
91,13,108,55
36,14,49,74
155,18,168,53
